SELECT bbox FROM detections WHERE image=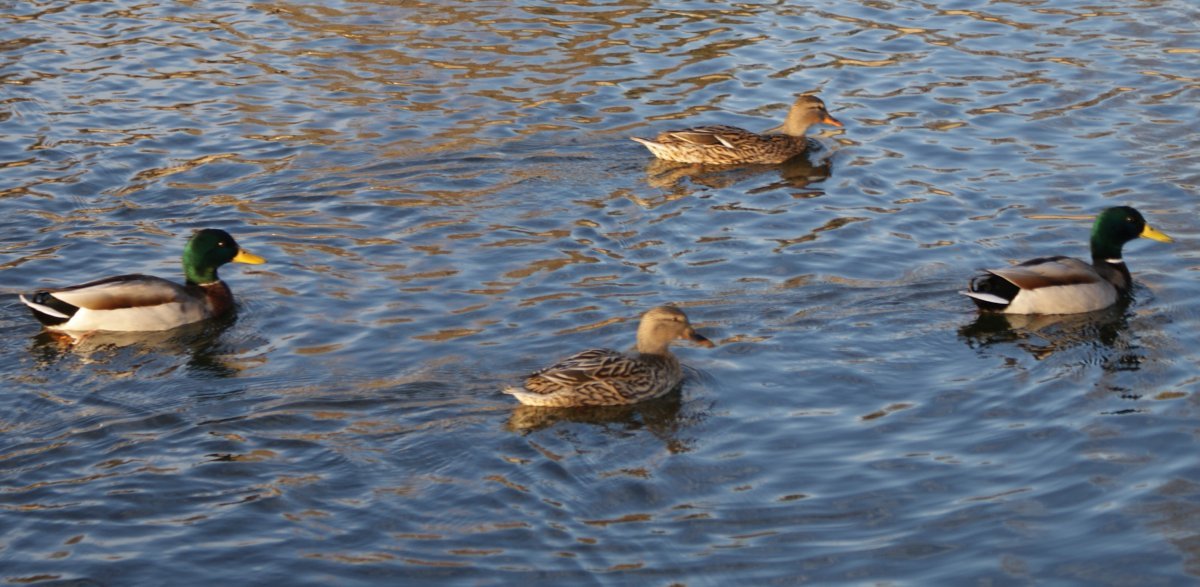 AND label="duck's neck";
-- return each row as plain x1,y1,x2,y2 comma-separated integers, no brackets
1091,235,1130,270
1091,237,1132,291
635,339,673,356
184,263,220,286
1090,233,1125,264
780,117,812,137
